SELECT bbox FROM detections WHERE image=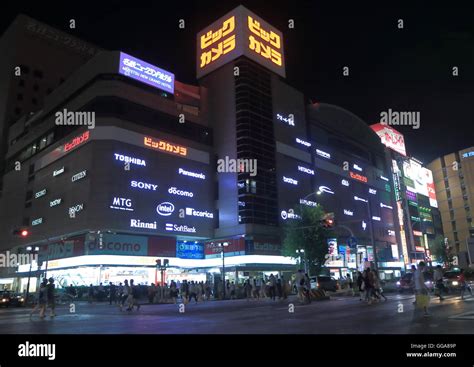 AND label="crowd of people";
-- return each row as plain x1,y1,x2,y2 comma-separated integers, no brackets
356,268,387,304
